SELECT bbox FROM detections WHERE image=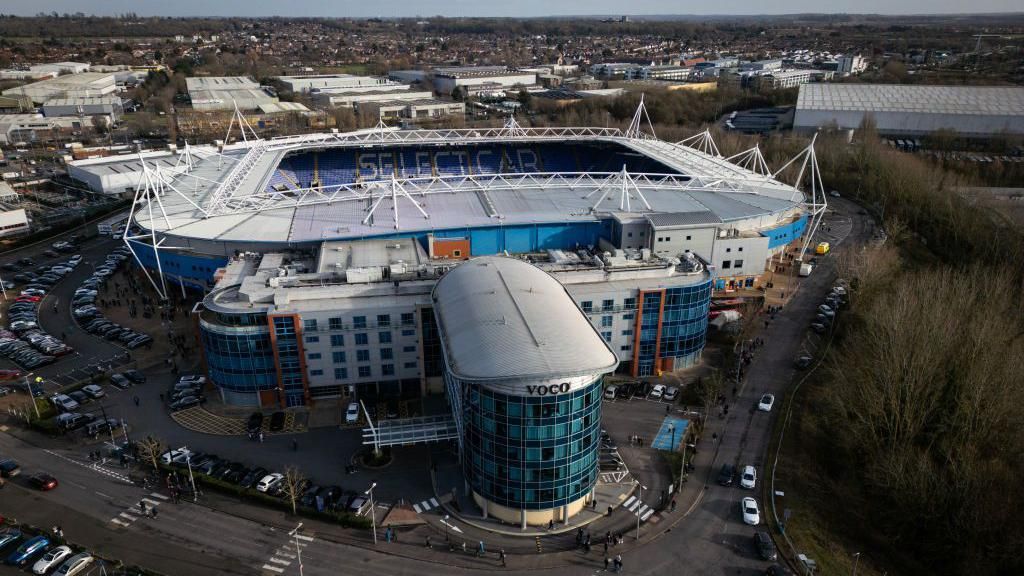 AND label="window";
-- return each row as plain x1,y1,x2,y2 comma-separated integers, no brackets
627,232,633,238
601,331,612,341
738,247,743,252
382,364,394,376
354,333,368,346
403,345,416,352
377,314,390,327
686,235,692,240
734,260,744,268
378,331,392,344
601,316,613,327
303,319,317,332
722,261,731,269
404,361,417,369
381,348,393,360
452,250,461,257
620,344,632,351
622,313,634,320
352,316,366,329
623,297,636,309
621,328,633,336
581,301,593,313
334,367,348,379
307,352,322,360
310,369,323,376
358,366,371,378
665,236,671,241
602,299,614,311
304,335,319,343
329,317,343,330
401,329,415,336
356,350,370,362
332,351,346,363
330,334,344,347
401,312,415,325
726,248,731,253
